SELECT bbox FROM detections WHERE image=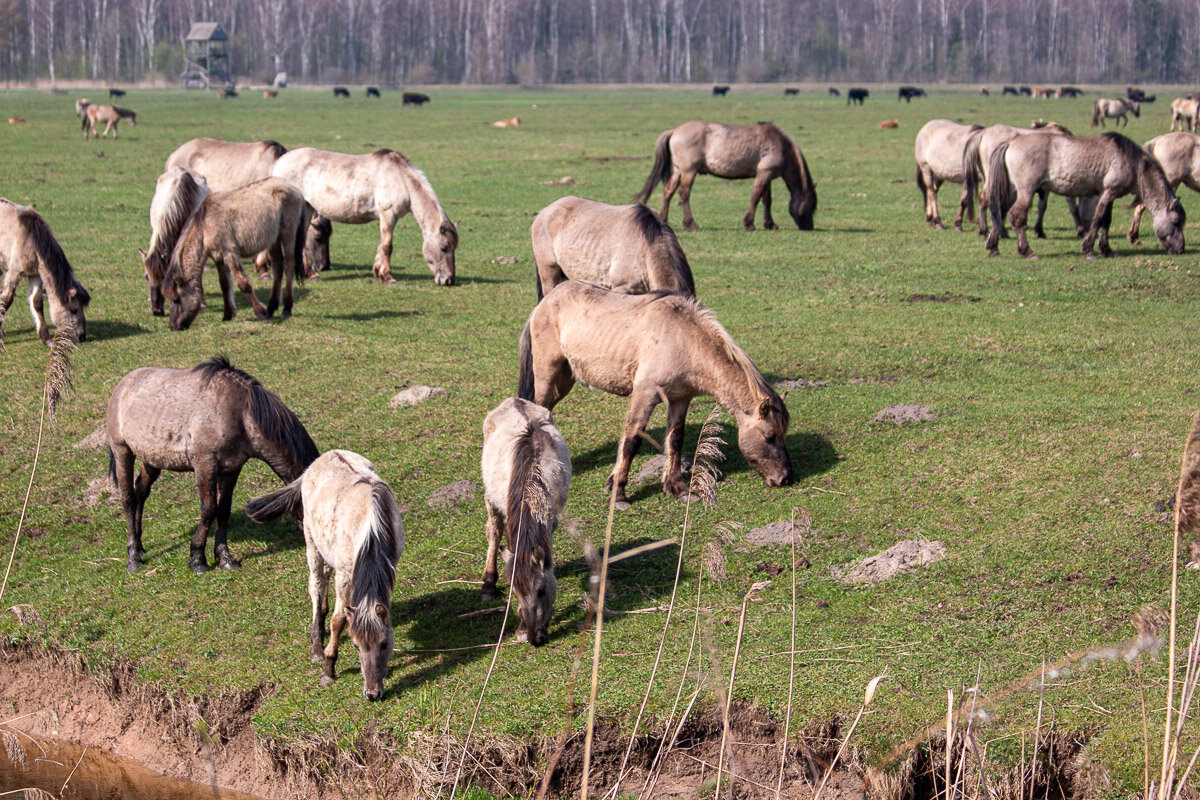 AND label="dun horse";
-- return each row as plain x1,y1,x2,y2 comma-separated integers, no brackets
986,132,1185,258
1128,132,1200,243
165,138,287,193
0,199,90,344
107,357,319,574
81,104,135,138
1091,98,1140,127
480,398,570,647
271,147,458,285
161,178,309,330
518,281,792,507
247,450,404,700
914,119,984,230
1171,98,1199,132
635,120,817,232
530,196,696,299
139,167,210,316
